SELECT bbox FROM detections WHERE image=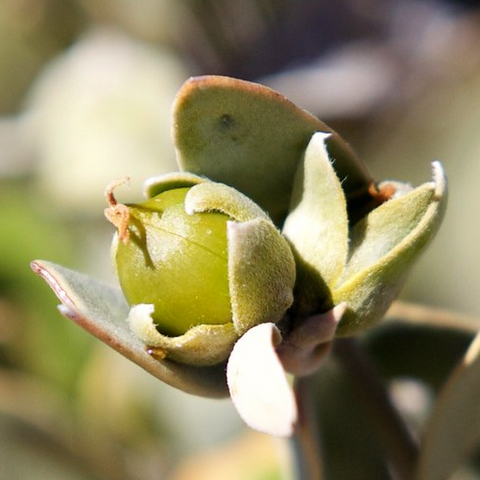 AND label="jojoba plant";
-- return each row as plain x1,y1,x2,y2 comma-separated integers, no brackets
33,76,480,480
